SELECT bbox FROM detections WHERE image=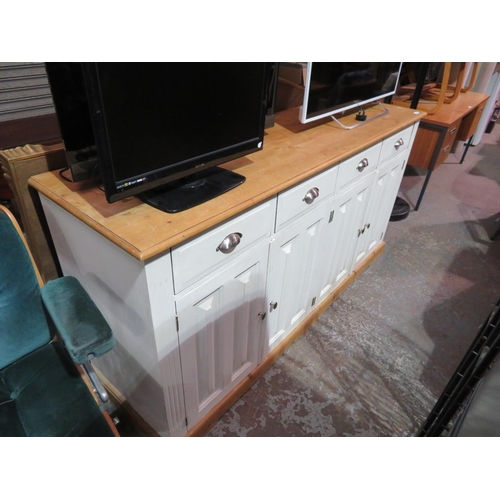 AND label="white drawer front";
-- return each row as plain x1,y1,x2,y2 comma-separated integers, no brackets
275,165,338,231
379,125,414,163
336,142,381,193
172,198,276,294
